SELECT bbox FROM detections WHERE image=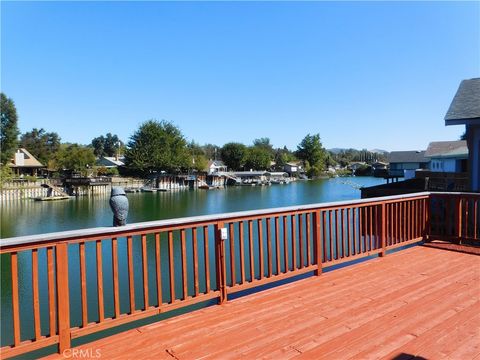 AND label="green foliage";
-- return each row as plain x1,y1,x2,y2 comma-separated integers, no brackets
296,134,327,174
187,141,208,172
220,142,247,171
20,128,61,165
202,143,219,160
125,120,189,175
329,149,387,166
0,93,19,165
52,144,96,174
0,165,14,187
354,164,372,176
244,146,271,170
91,133,122,157
96,166,119,176
274,146,297,169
